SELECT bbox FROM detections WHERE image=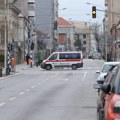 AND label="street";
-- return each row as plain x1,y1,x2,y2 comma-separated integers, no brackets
0,59,104,120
